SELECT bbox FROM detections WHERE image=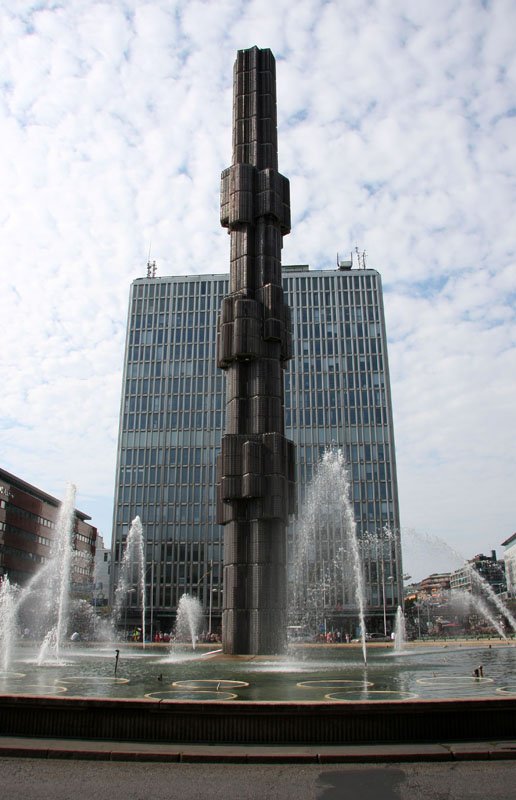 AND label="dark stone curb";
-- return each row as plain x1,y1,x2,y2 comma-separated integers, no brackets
2,740,516,764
